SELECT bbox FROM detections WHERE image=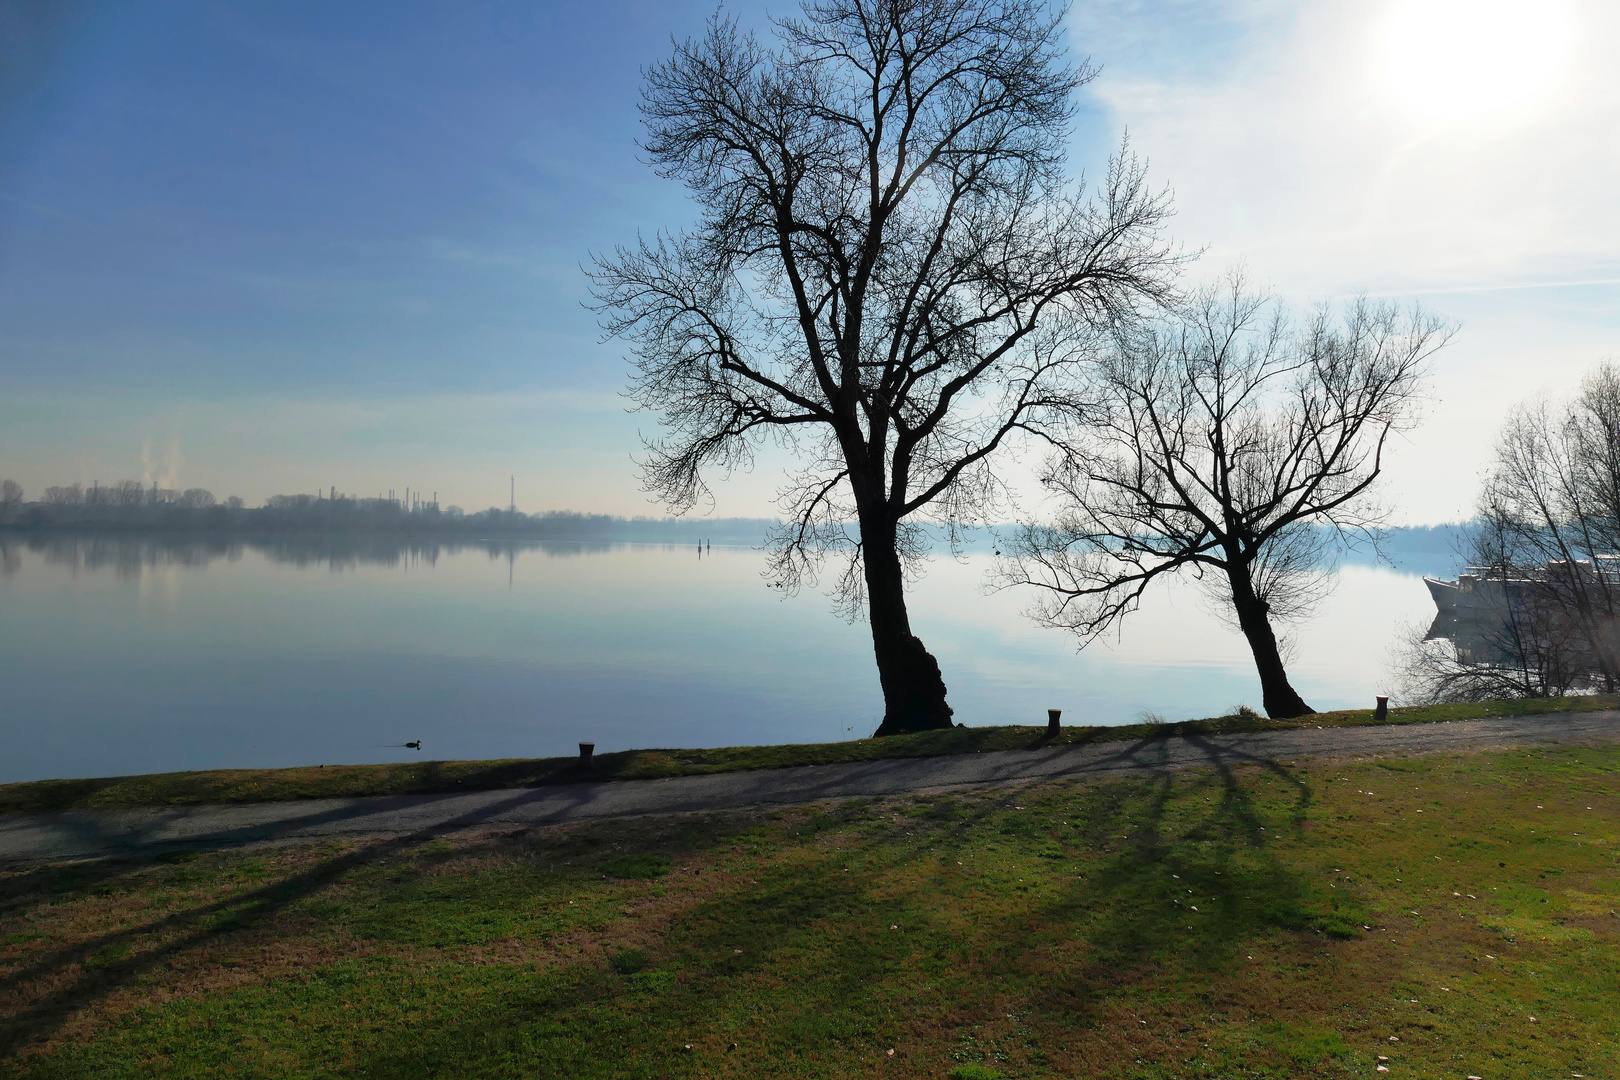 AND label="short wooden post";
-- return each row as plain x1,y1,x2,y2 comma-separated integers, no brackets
579,742,595,769
1374,696,1388,722
1047,709,1061,735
